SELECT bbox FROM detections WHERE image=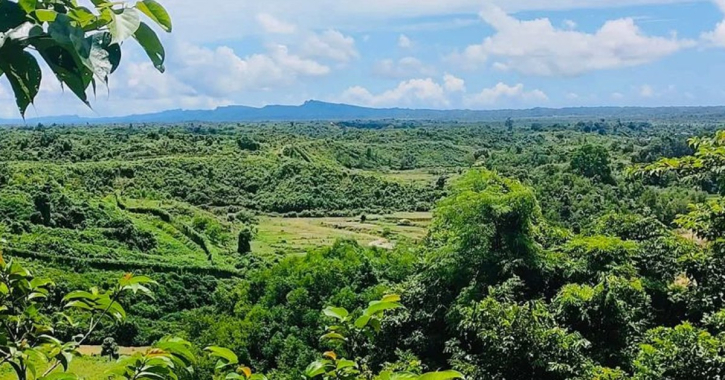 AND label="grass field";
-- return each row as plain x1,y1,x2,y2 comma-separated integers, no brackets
253,212,432,257
0,346,150,380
